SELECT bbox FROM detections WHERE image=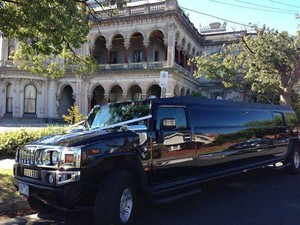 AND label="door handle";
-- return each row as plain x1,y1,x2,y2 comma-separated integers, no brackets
183,134,191,141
